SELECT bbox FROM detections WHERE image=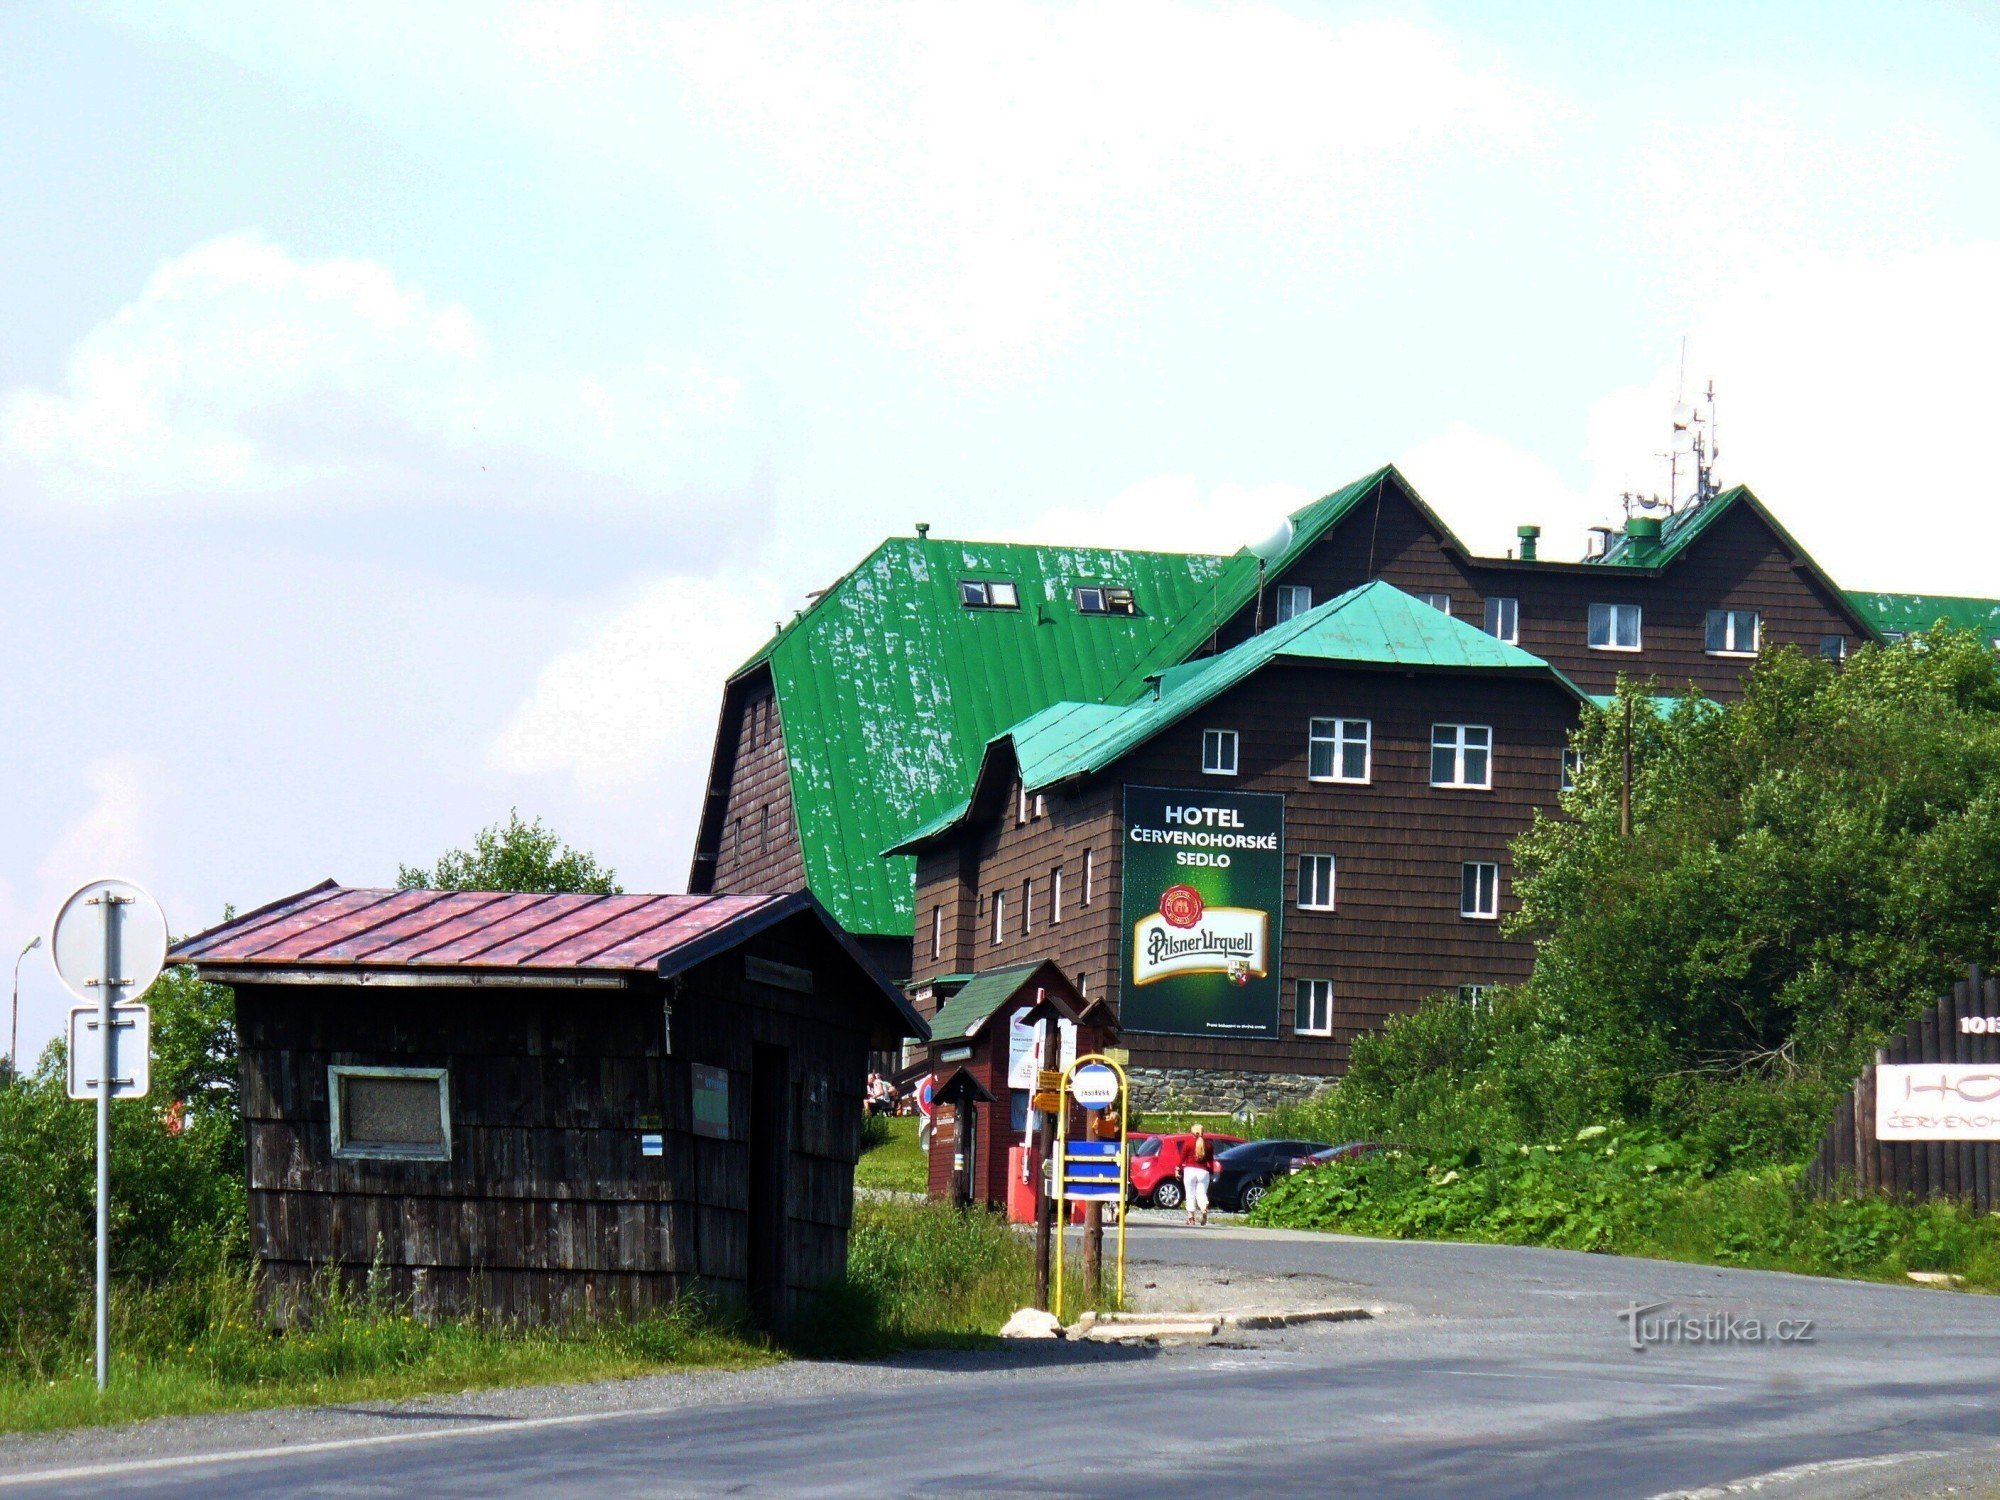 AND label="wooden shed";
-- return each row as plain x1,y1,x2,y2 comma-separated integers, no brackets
921,960,1112,1209
168,882,926,1331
